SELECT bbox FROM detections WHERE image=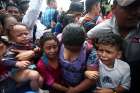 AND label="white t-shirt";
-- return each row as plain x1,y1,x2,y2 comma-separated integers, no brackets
98,59,130,90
